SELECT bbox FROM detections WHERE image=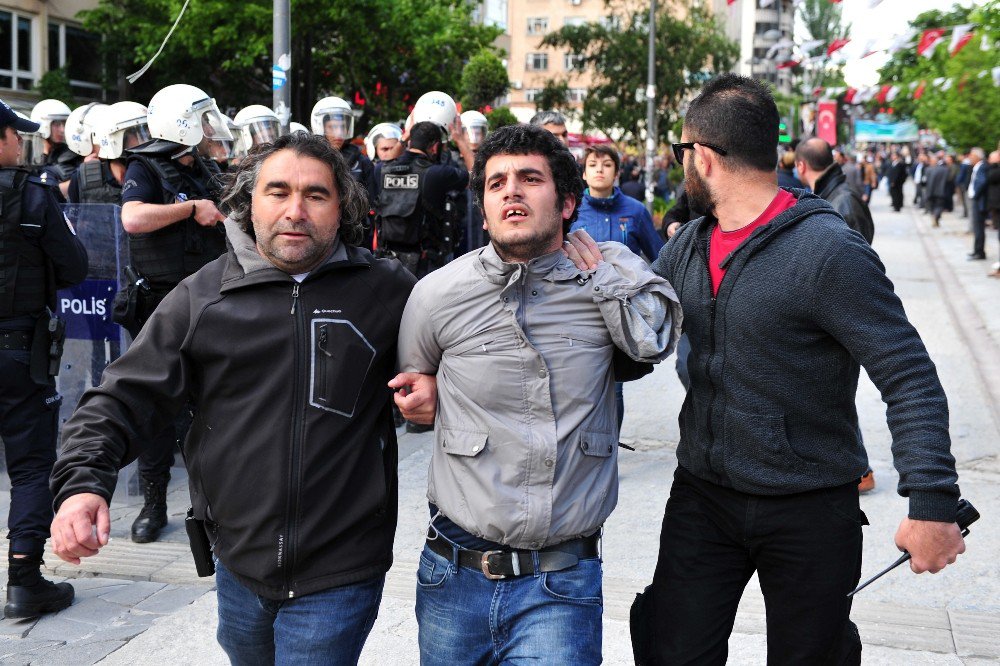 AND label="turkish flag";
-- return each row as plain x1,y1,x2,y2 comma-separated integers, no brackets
950,25,975,57
827,38,851,57
913,81,926,99
776,60,800,69
844,88,858,103
817,101,837,145
917,28,946,58
876,85,892,104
